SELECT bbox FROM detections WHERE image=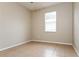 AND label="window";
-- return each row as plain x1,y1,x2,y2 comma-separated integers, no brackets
45,11,56,32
